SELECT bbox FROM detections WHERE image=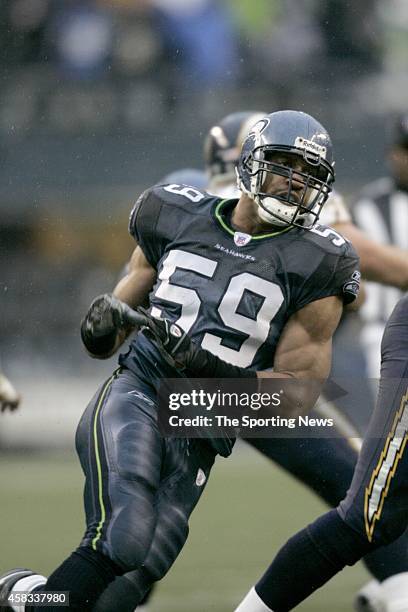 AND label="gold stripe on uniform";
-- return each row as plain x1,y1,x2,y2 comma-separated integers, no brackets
364,389,408,543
